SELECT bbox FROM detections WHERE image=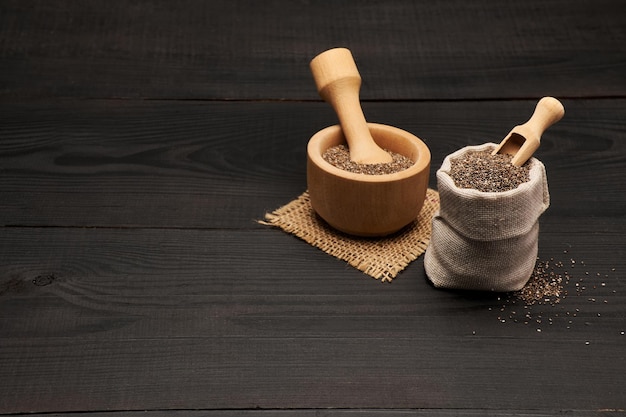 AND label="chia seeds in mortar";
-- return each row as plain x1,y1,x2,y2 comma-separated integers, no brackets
323,144,414,175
